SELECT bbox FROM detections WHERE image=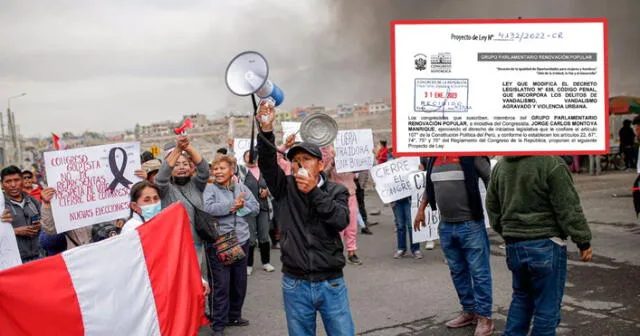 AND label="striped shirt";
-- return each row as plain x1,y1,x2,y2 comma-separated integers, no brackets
431,156,491,223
